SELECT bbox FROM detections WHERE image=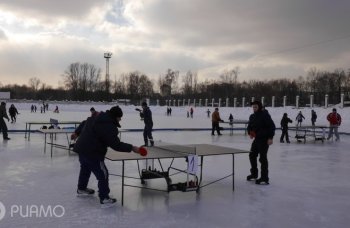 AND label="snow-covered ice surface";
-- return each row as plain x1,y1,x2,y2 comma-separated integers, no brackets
0,103,350,228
